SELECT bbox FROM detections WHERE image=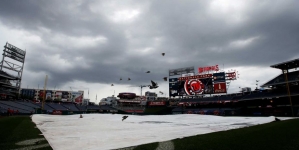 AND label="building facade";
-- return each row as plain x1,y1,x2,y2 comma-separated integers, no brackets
20,88,84,104
145,91,157,101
